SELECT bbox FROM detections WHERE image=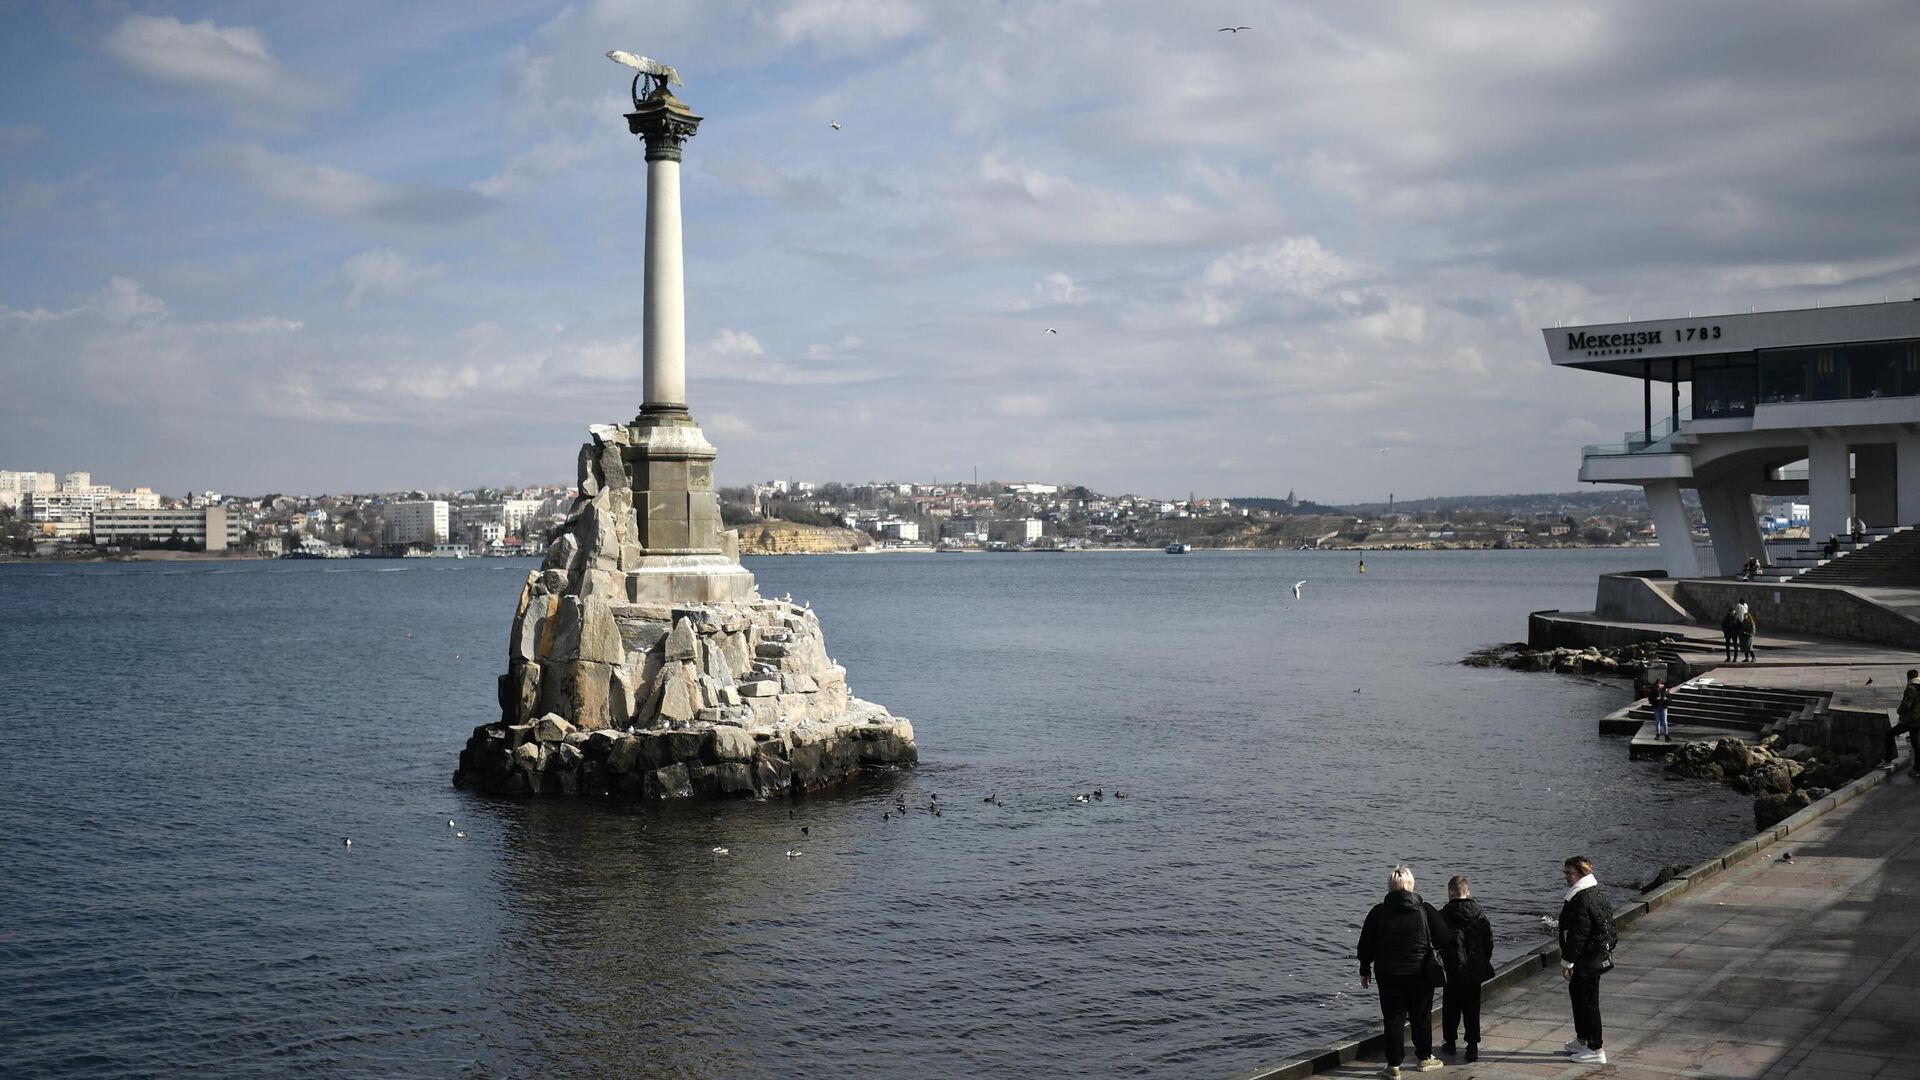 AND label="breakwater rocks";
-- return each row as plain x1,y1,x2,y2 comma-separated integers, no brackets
1462,640,1672,677
1661,735,1866,828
